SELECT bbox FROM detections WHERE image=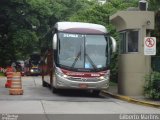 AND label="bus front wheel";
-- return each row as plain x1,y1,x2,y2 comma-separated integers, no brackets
52,86,58,93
